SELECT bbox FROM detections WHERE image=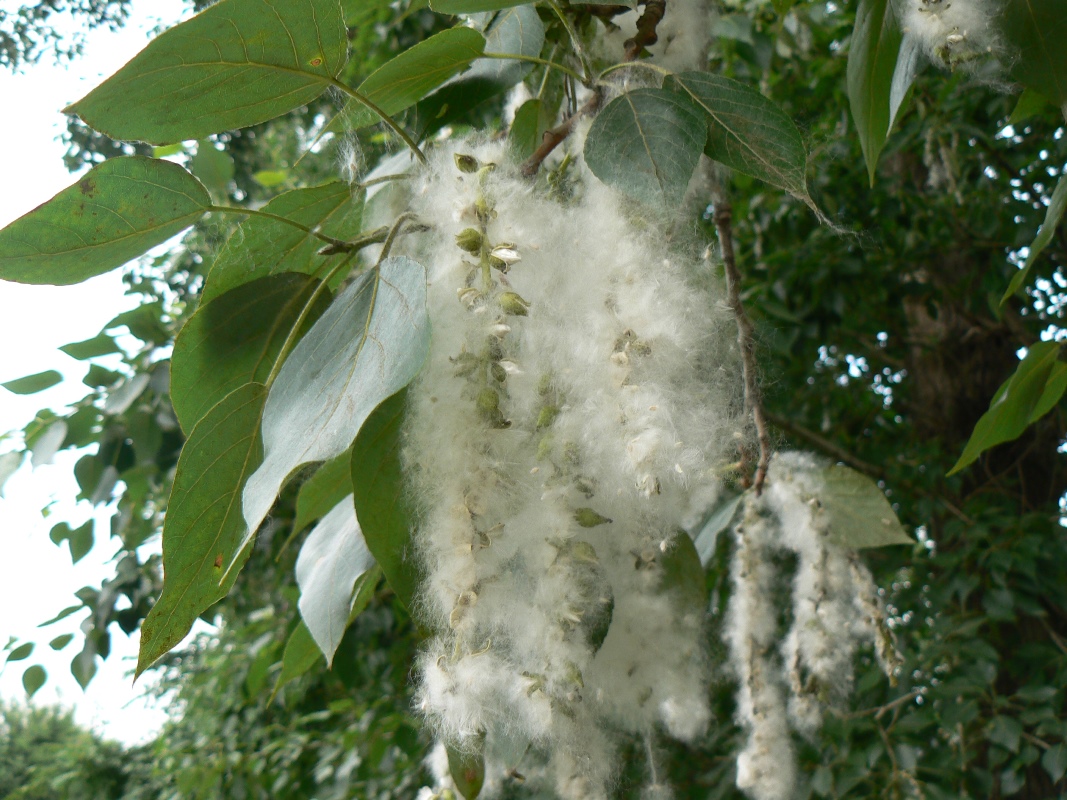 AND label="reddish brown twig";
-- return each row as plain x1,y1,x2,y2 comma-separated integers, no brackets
624,0,667,61
520,92,601,178
713,198,772,495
